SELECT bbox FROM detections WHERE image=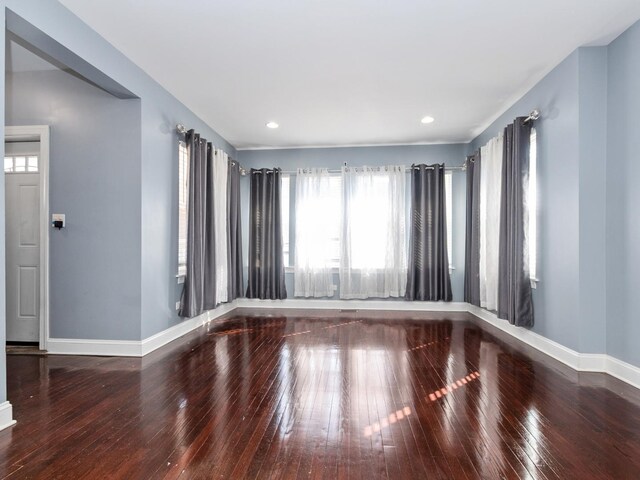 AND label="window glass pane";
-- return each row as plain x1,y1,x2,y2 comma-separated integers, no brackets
27,156,38,172
177,141,189,275
281,175,291,267
348,175,389,269
294,173,342,270
4,157,13,173
327,176,342,267
529,129,537,280
14,157,26,172
445,171,453,268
